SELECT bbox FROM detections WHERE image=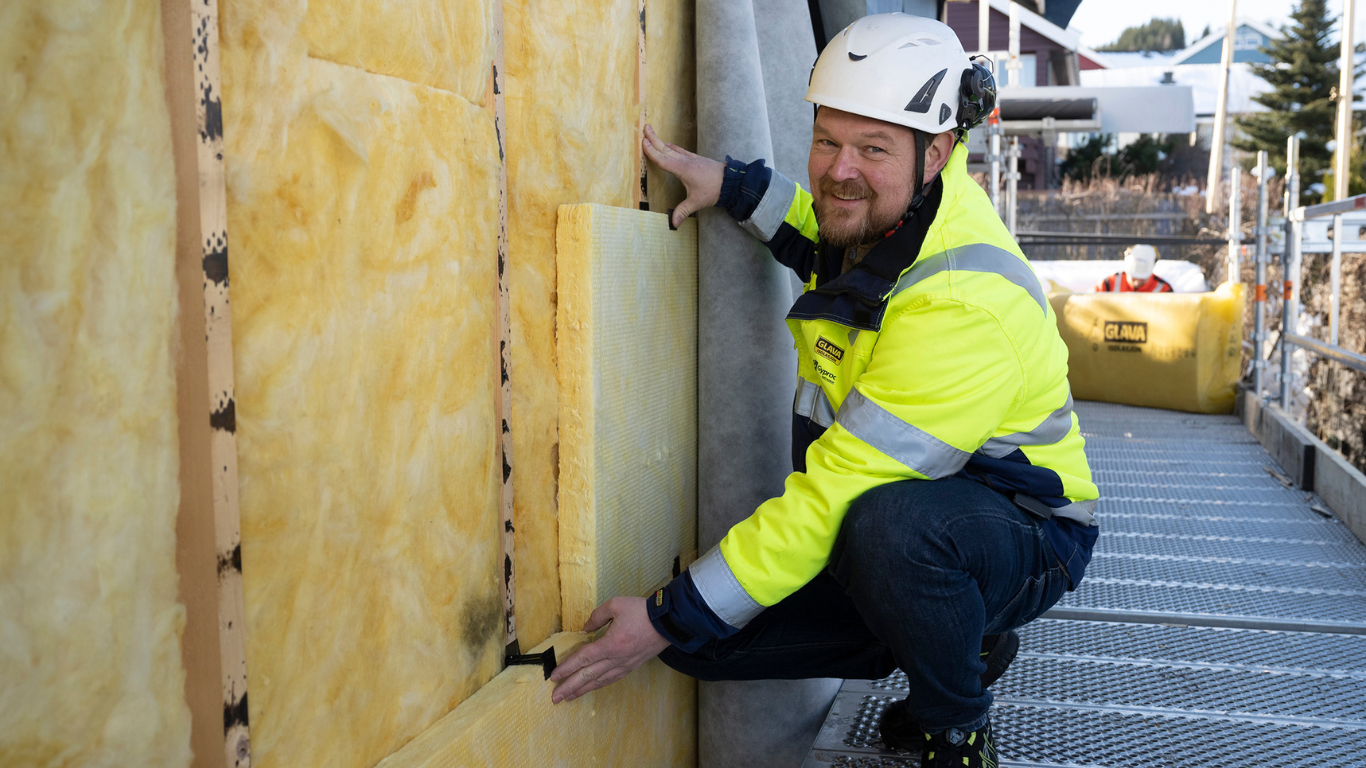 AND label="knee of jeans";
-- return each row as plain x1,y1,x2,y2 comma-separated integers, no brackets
839,482,956,565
